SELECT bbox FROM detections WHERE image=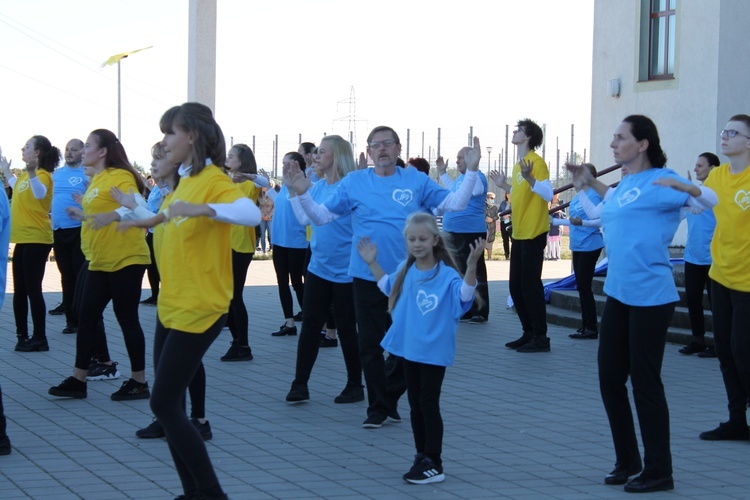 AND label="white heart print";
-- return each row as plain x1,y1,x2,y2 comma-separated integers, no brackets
416,289,438,315
734,190,750,211
617,187,640,208
69,177,83,186
392,189,413,207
